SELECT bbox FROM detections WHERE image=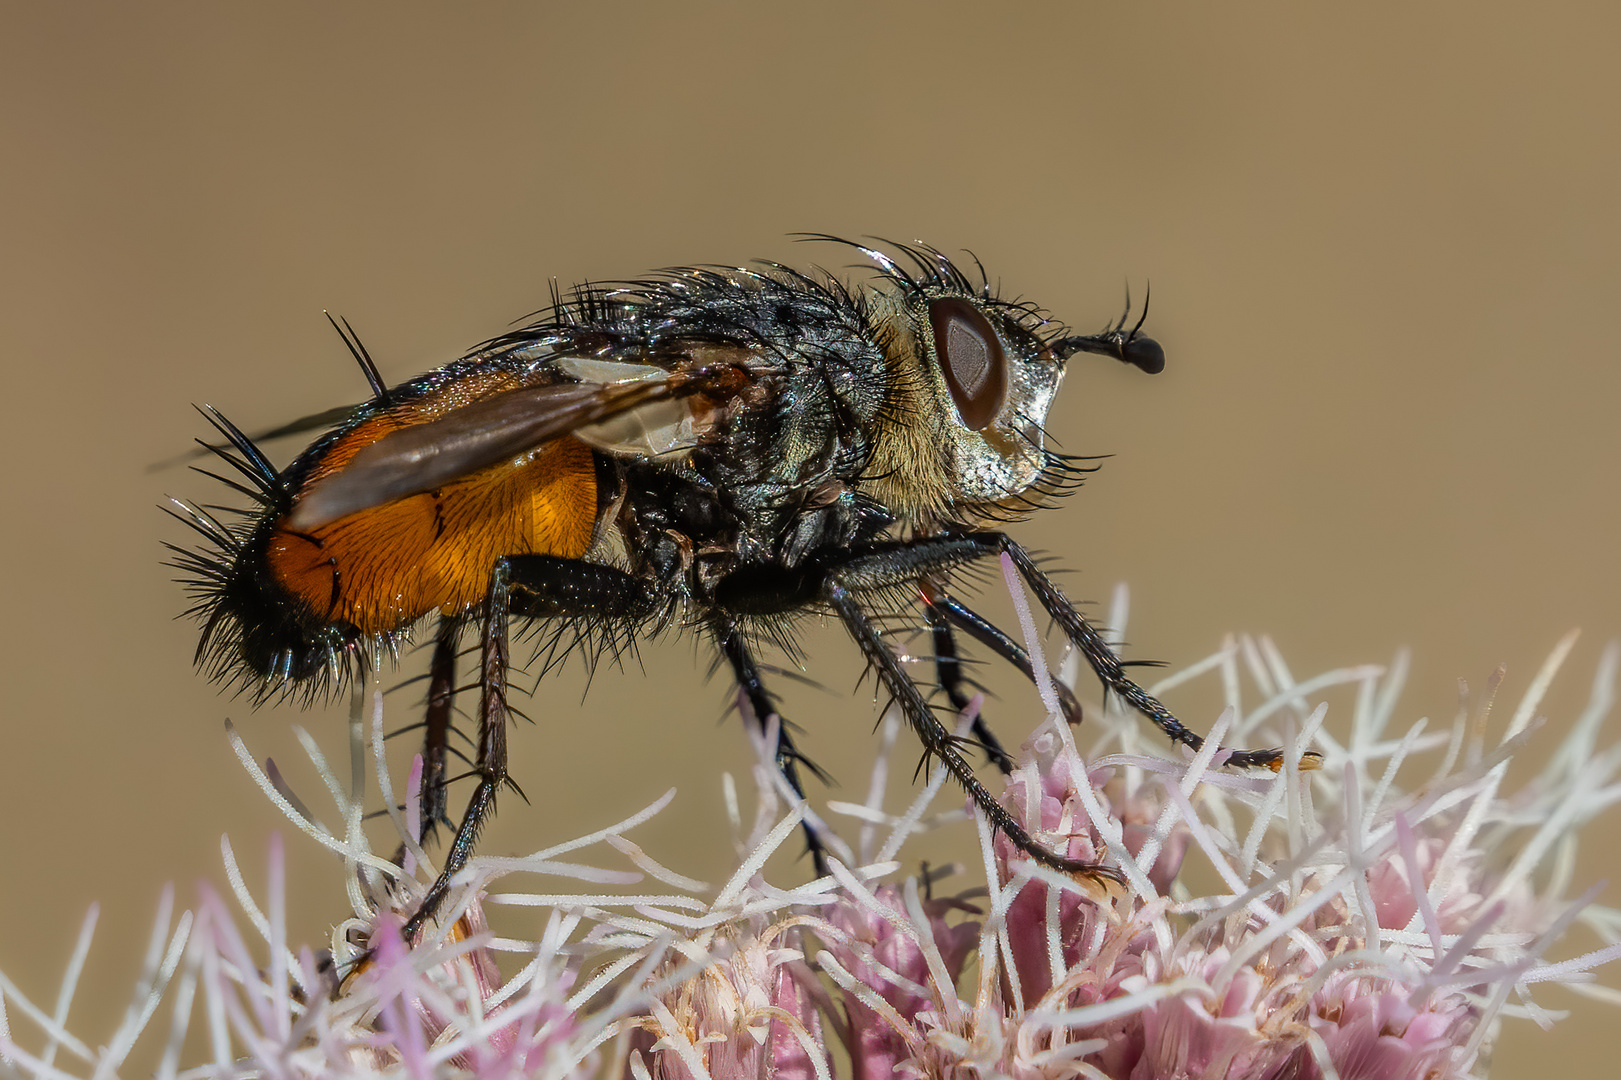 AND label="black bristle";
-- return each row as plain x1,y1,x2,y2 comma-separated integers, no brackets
324,311,389,404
